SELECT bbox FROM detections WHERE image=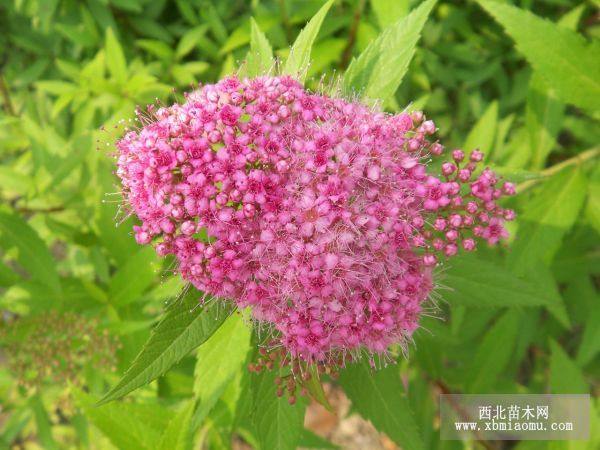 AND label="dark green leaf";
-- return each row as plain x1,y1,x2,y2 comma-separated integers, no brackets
466,309,520,393
443,255,563,309
549,340,588,394
99,289,231,404
338,360,424,450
